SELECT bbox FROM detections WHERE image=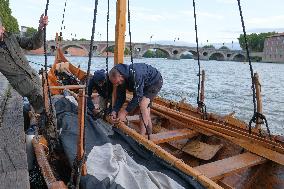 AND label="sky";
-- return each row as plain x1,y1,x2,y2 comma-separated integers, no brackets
9,0,284,47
